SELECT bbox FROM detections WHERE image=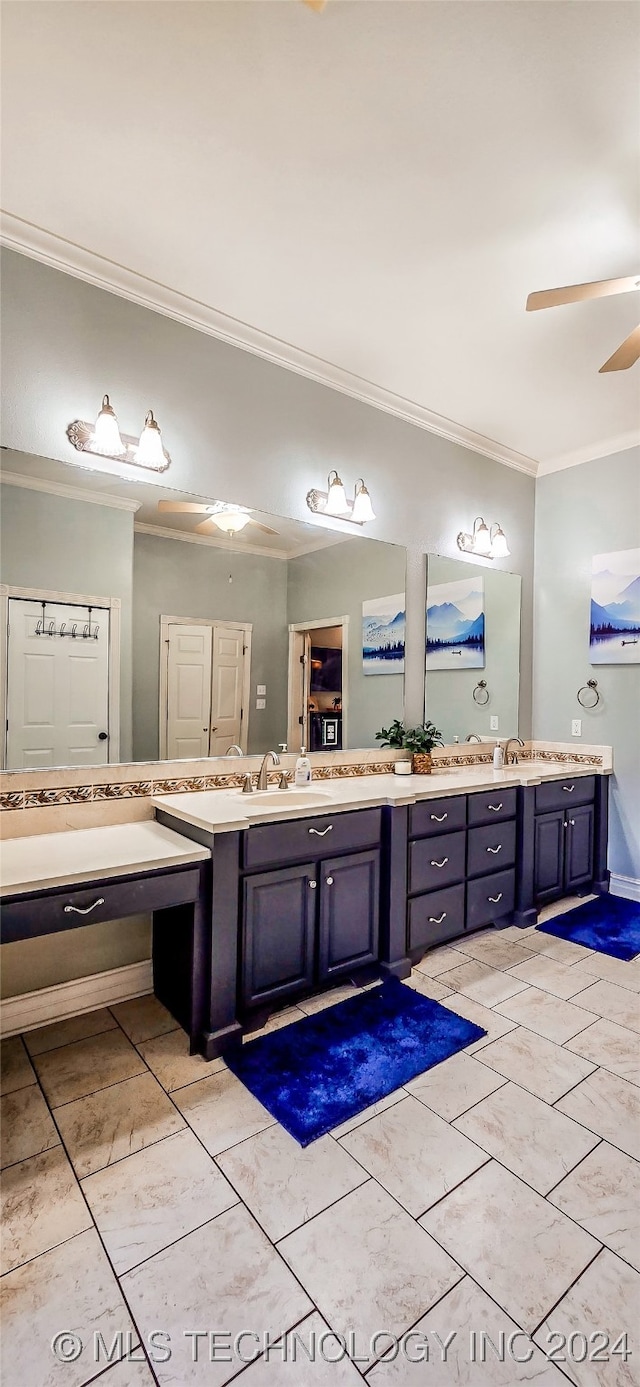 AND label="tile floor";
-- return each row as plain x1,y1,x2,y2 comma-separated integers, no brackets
1,899,639,1386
